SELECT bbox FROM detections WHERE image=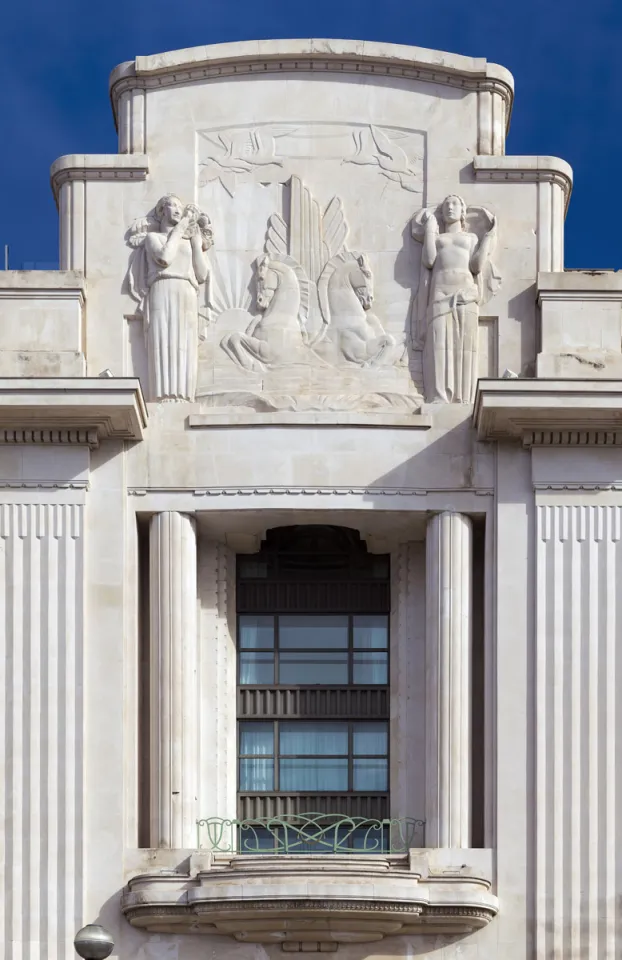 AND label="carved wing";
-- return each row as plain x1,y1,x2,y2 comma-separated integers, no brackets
265,212,288,259
322,197,348,263
126,216,159,310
